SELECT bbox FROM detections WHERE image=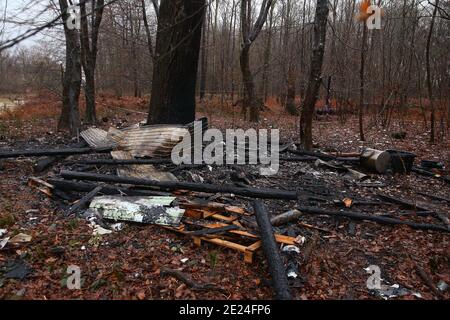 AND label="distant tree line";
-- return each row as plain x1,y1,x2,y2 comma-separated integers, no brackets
0,0,448,146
